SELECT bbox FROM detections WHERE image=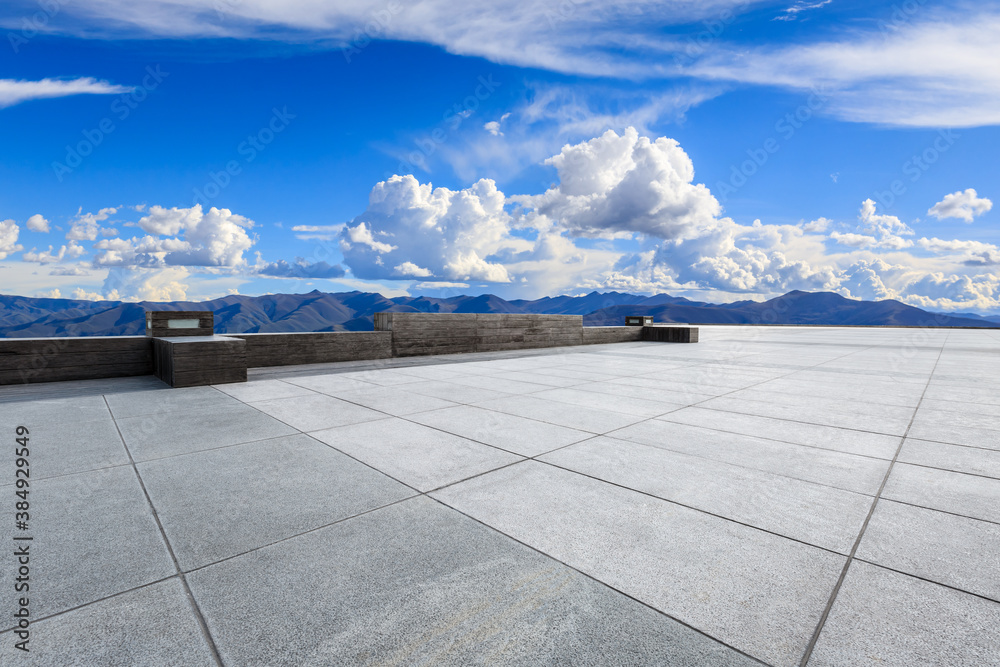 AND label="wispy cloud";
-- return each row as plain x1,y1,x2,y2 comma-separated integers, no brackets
691,10,1000,127
772,0,832,21
0,77,132,109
